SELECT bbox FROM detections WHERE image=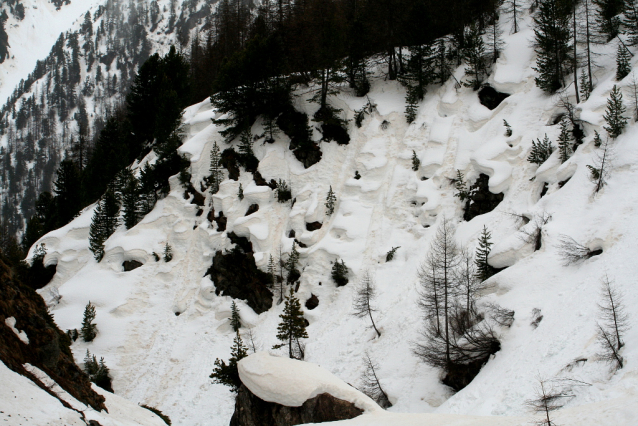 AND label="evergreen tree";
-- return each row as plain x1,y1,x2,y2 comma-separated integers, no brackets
163,242,173,262
122,173,141,230
230,301,242,332
593,130,603,147
53,159,82,226
81,301,97,342
325,186,337,216
400,44,434,123
558,118,573,163
462,24,488,90
331,258,349,286
624,0,638,46
603,85,628,138
616,44,631,81
276,179,292,203
210,332,248,392
503,120,513,137
533,0,572,93
285,241,300,283
237,183,244,201
88,190,120,262
209,142,223,194
272,287,309,359
579,70,592,101
474,226,494,282
528,134,554,165
412,150,421,171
